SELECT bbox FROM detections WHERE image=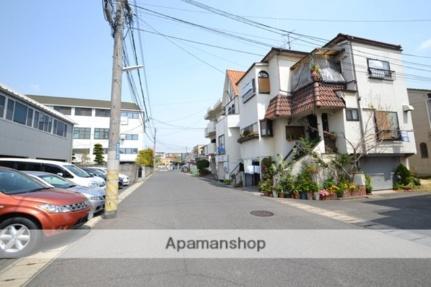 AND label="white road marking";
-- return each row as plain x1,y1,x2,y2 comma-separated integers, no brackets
0,175,152,287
